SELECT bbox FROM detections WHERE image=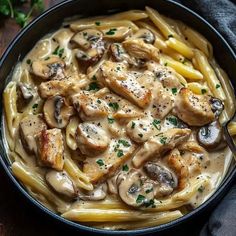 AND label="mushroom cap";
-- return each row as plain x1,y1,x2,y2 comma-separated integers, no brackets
132,29,155,44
